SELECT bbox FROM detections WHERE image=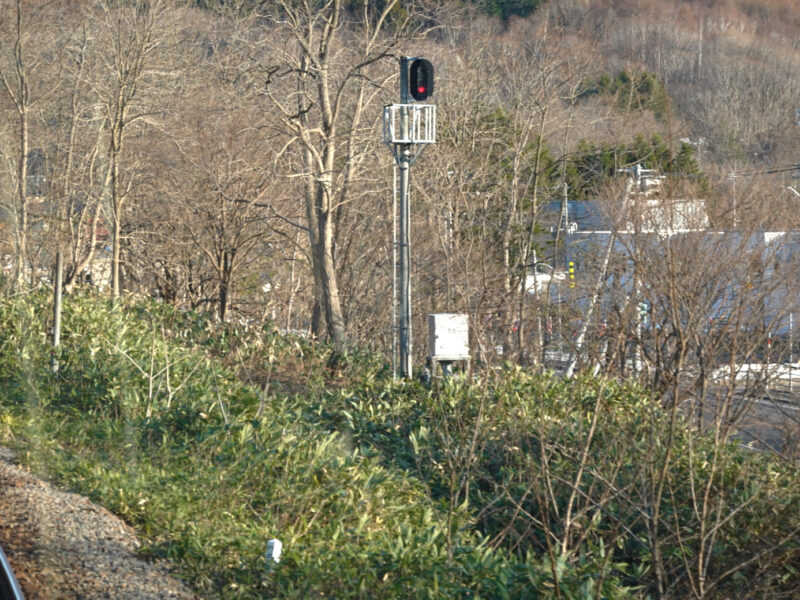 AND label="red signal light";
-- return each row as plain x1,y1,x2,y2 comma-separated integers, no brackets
409,58,433,101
